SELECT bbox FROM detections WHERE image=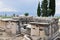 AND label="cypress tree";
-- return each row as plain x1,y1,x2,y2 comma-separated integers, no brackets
49,0,55,16
37,1,41,17
41,0,48,17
